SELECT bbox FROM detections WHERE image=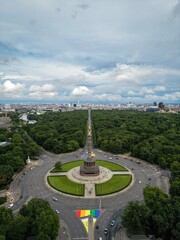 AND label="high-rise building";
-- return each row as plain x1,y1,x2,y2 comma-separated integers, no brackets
158,102,164,109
